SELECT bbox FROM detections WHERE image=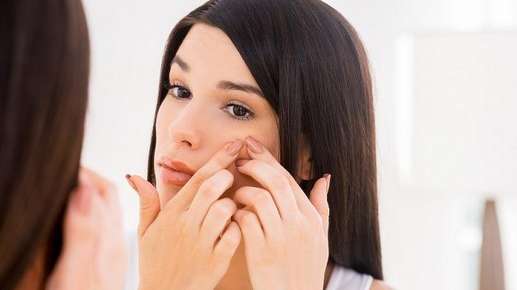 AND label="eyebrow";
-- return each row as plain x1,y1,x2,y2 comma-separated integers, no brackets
172,55,190,72
171,55,265,98
216,80,264,98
